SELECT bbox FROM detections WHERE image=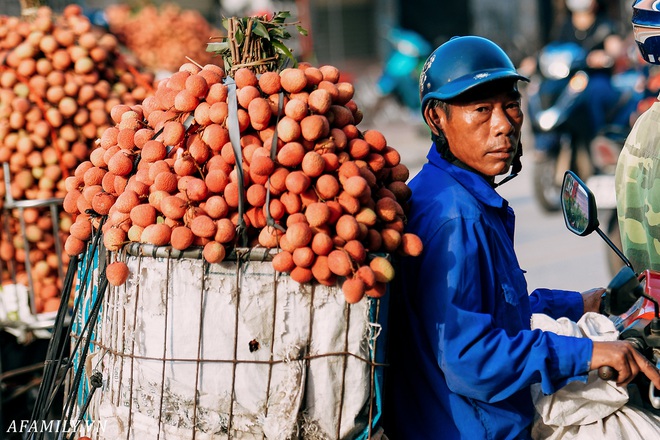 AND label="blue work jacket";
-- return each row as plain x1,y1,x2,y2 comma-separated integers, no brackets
384,145,593,439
